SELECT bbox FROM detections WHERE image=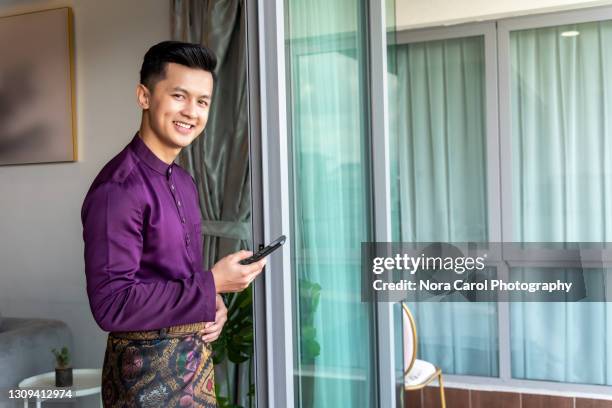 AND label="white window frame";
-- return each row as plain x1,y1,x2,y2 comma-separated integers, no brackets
395,5,612,398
